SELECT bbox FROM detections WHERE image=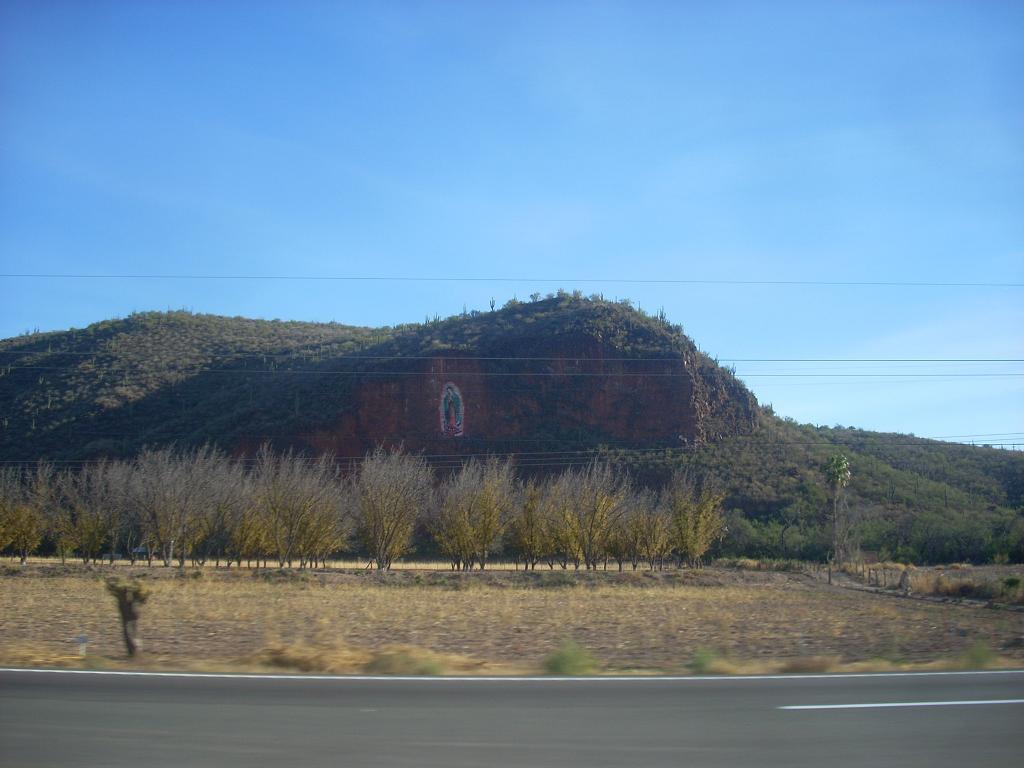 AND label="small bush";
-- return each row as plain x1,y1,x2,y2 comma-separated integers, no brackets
364,648,442,676
256,642,369,674
779,656,839,674
717,557,808,573
726,558,761,570
933,576,999,601
256,642,457,675
688,648,720,674
543,640,597,675
536,572,579,589
0,643,92,669
961,642,995,669
997,577,1024,605
253,569,314,584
